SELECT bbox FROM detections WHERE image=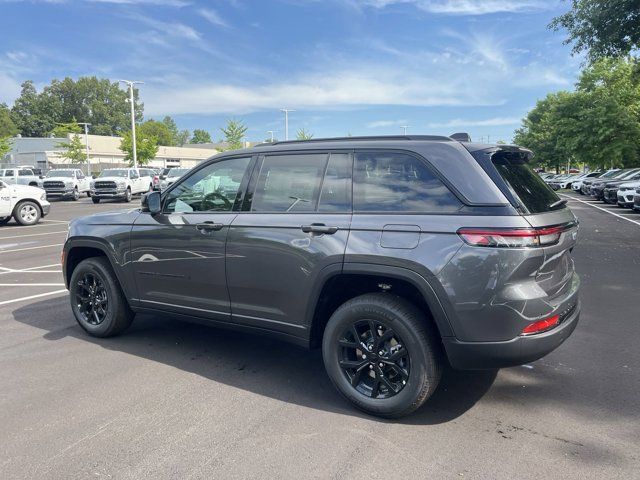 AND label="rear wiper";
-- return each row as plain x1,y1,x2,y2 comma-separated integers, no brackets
548,199,567,210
